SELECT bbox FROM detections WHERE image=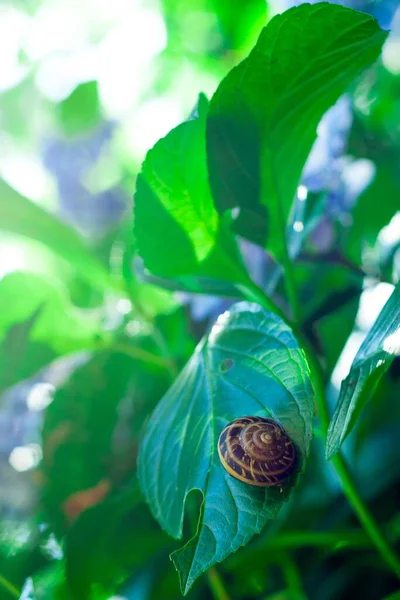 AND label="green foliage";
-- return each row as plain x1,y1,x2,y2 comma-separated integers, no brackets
63,486,171,599
134,112,249,290
0,2,399,600
206,4,387,257
0,272,101,392
345,165,400,264
41,348,170,535
0,180,109,290
0,272,100,353
326,282,400,458
57,82,101,136
0,522,54,600
139,302,314,593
